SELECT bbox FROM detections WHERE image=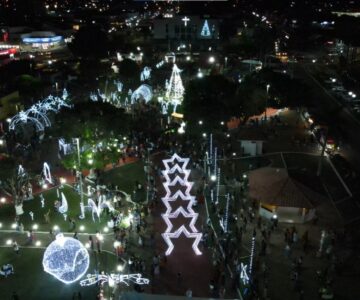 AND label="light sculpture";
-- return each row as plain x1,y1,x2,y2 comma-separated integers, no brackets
80,273,149,287
165,64,184,112
58,192,68,214
156,60,164,68
216,167,221,205
40,194,45,208
26,107,51,127
201,20,211,37
42,162,52,184
58,138,72,155
114,80,123,92
18,165,26,177
240,263,250,285
182,16,190,26
213,147,217,175
160,101,169,115
140,66,151,81
249,235,256,276
9,111,45,131
42,234,90,284
9,93,72,132
89,92,98,102
161,153,202,256
87,196,115,222
62,88,69,100
220,193,230,233
131,84,153,104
